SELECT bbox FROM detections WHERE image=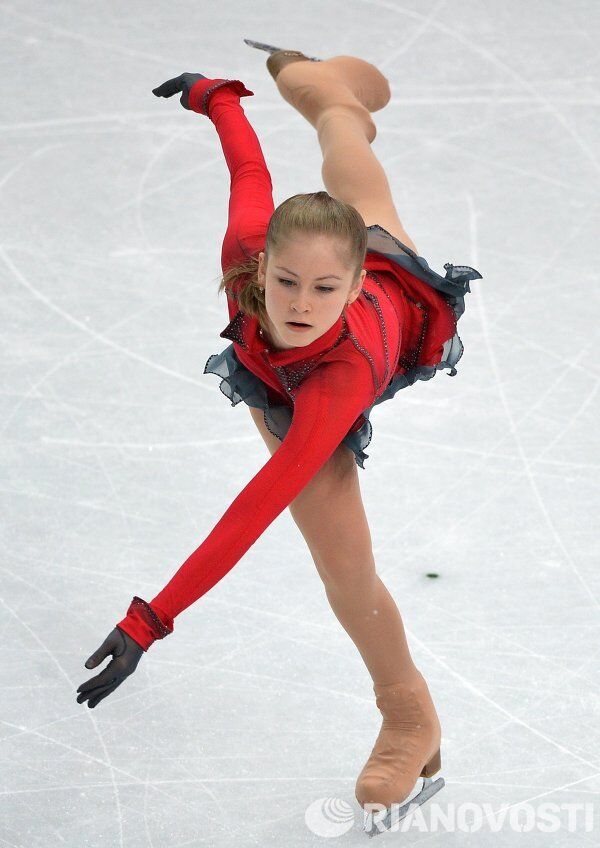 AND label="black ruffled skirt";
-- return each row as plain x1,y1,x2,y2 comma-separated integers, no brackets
204,225,482,468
